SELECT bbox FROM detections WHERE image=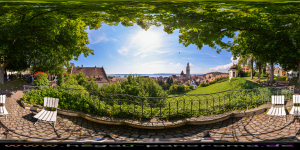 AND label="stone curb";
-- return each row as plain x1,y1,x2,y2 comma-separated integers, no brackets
20,100,294,129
